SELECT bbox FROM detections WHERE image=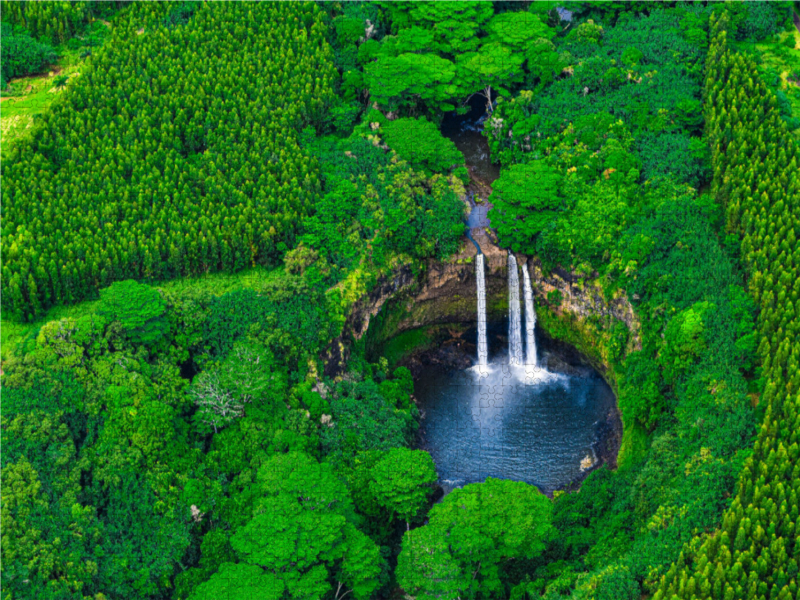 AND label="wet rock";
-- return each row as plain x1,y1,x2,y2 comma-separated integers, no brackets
401,339,474,378
542,352,590,378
